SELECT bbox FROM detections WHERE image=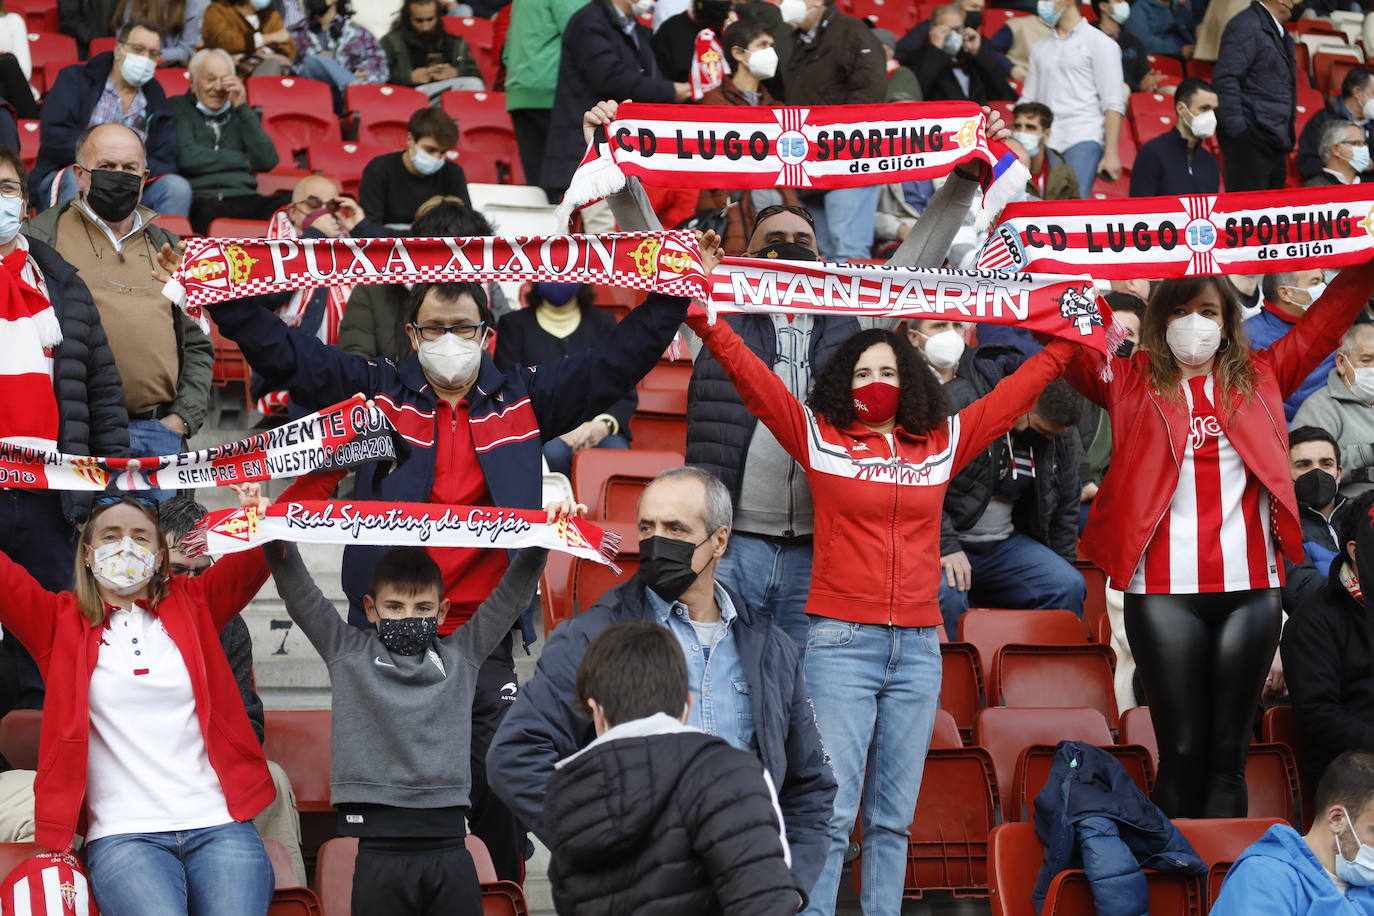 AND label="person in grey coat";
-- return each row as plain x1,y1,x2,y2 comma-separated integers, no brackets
1294,322,1374,499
